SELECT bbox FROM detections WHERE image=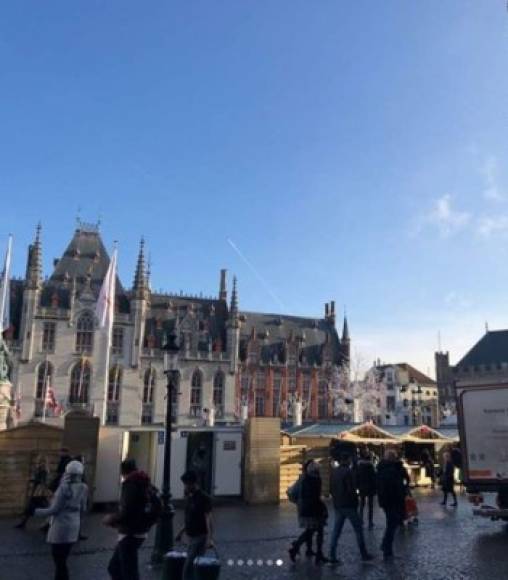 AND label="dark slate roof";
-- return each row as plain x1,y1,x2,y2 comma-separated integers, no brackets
143,294,228,350
455,330,508,370
238,311,341,366
45,228,129,313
